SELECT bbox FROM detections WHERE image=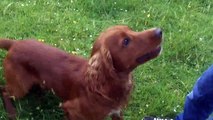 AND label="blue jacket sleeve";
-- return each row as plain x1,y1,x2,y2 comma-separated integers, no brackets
176,65,213,120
